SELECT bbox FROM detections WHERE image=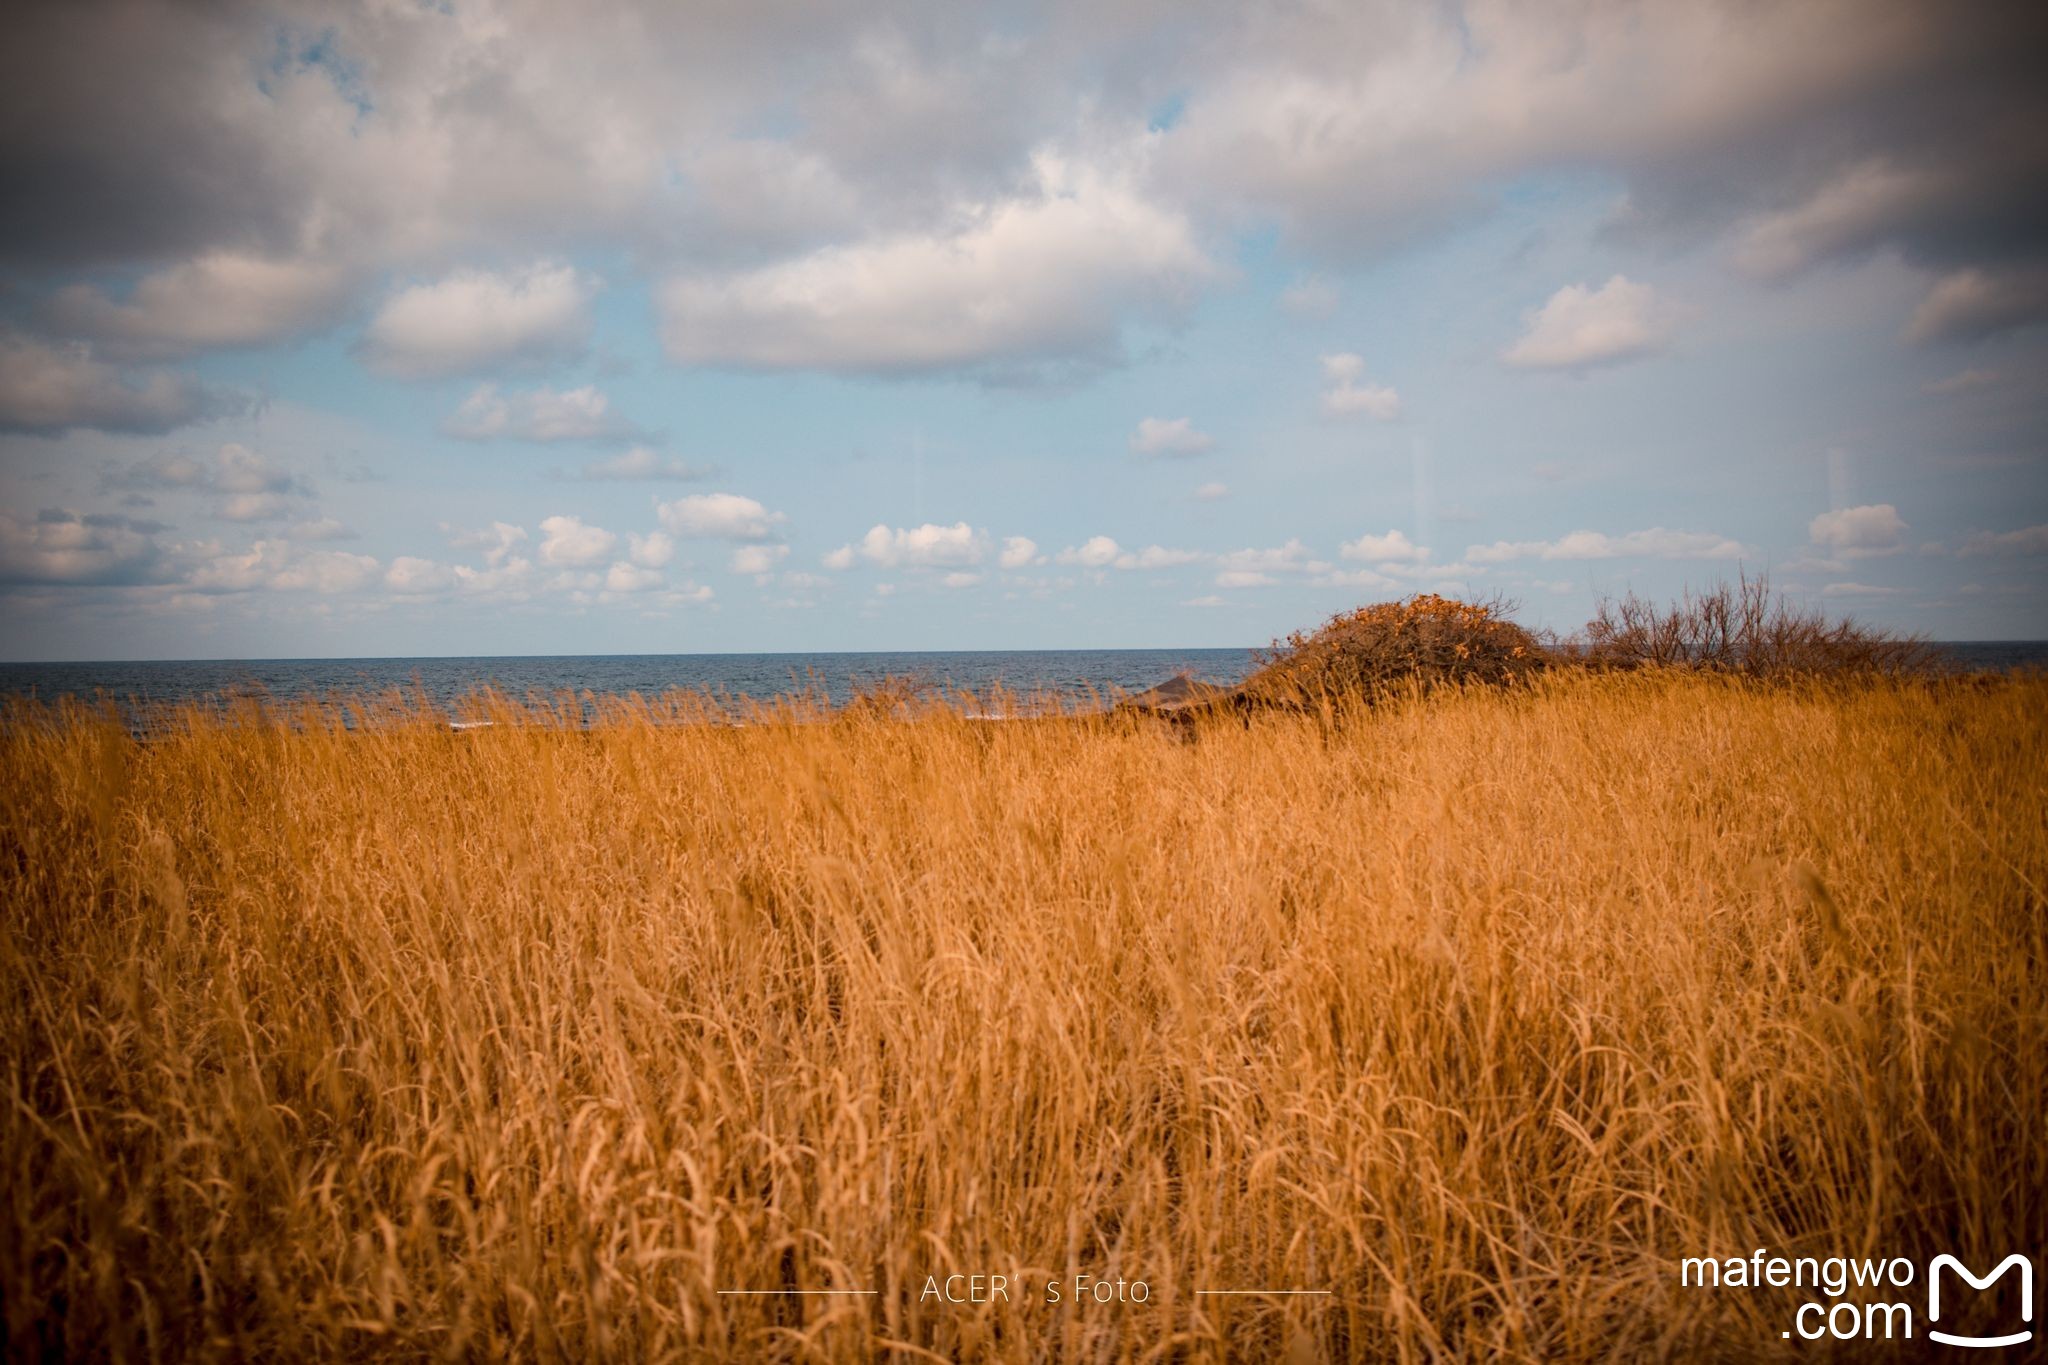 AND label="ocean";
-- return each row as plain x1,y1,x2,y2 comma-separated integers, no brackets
0,642,2041,714
0,648,1263,712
